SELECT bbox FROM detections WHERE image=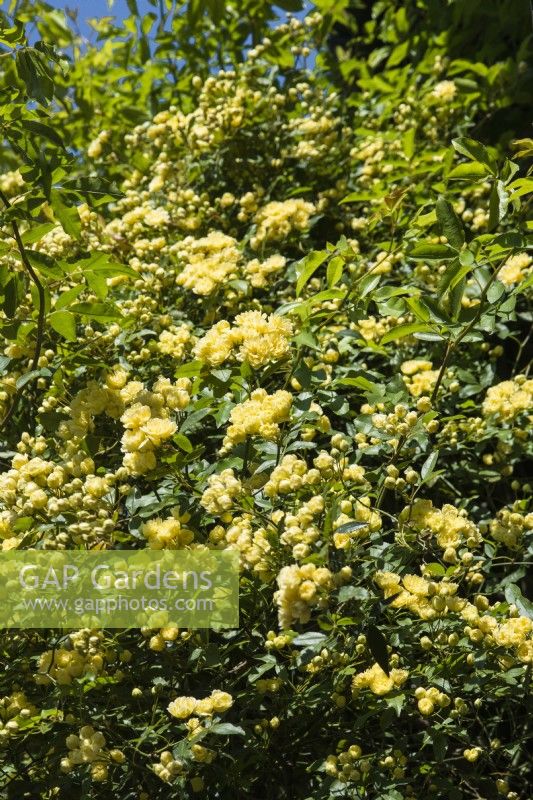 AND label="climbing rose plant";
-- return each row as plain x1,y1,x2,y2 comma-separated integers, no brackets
0,1,531,798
